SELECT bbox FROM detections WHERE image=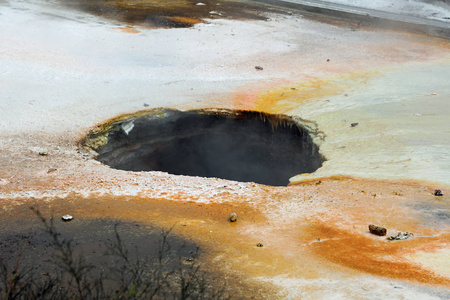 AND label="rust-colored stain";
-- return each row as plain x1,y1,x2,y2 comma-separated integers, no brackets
60,0,279,28
116,25,141,34
252,71,377,114
310,224,449,285
165,16,205,26
1,172,448,295
289,175,446,191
